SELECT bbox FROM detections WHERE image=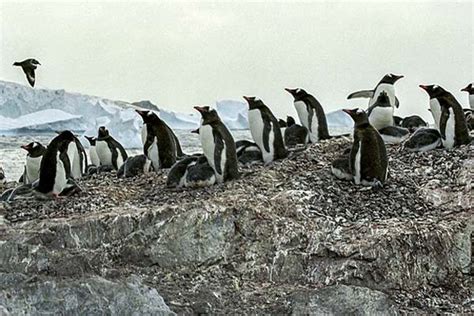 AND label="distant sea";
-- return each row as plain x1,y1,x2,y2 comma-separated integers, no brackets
0,130,254,182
